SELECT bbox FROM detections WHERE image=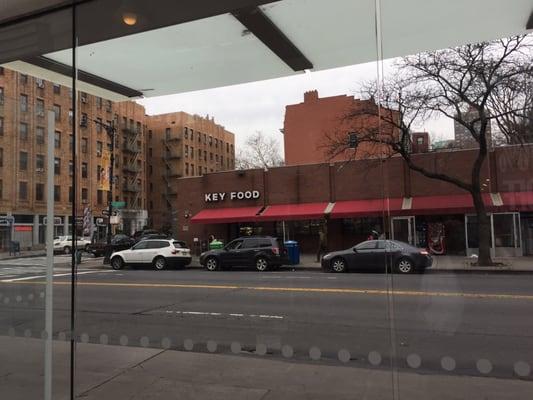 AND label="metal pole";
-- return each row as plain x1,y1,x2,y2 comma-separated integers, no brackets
44,110,55,400
107,123,115,244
